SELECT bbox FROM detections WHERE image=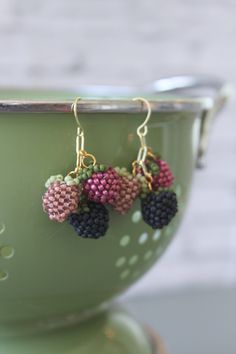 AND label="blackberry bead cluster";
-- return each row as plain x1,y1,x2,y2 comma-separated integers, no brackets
68,202,109,239
141,191,178,229
133,151,178,229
